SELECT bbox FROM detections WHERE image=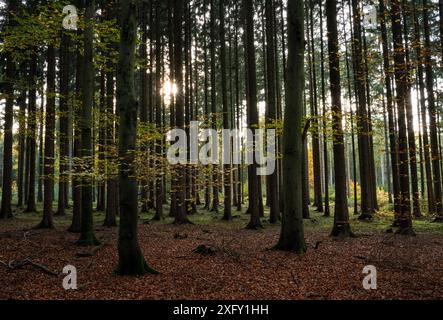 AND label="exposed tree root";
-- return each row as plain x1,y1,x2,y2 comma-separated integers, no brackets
330,223,356,238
